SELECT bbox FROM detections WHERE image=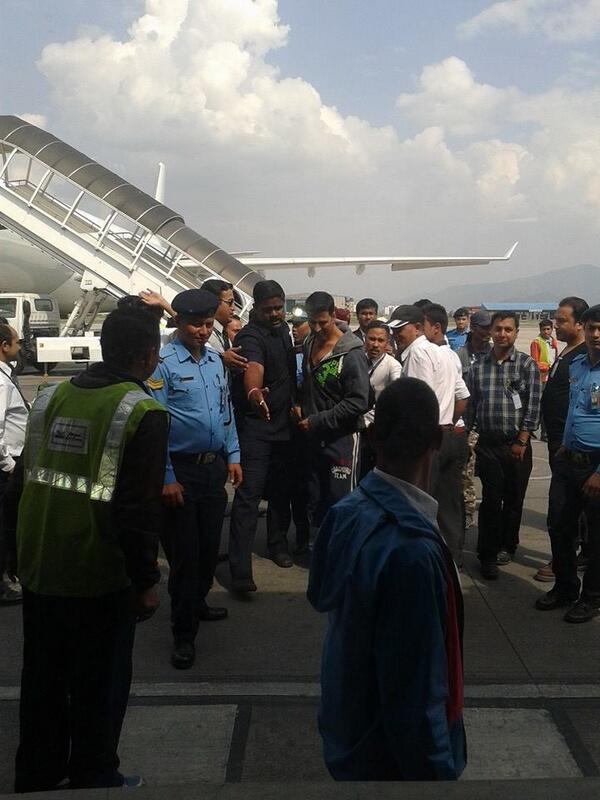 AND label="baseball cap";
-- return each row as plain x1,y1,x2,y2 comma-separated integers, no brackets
386,304,424,329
